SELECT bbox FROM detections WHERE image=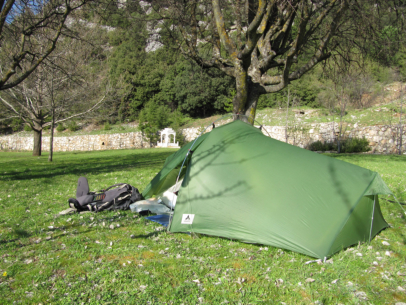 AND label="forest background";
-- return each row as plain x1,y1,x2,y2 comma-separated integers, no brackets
1,0,406,154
